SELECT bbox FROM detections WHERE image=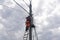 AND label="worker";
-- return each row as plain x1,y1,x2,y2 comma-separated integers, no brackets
25,16,35,31
25,16,31,31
